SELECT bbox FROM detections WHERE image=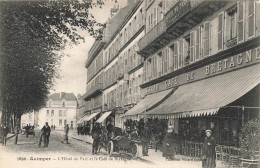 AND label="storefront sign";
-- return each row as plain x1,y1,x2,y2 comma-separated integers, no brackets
165,0,191,28
145,47,260,95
